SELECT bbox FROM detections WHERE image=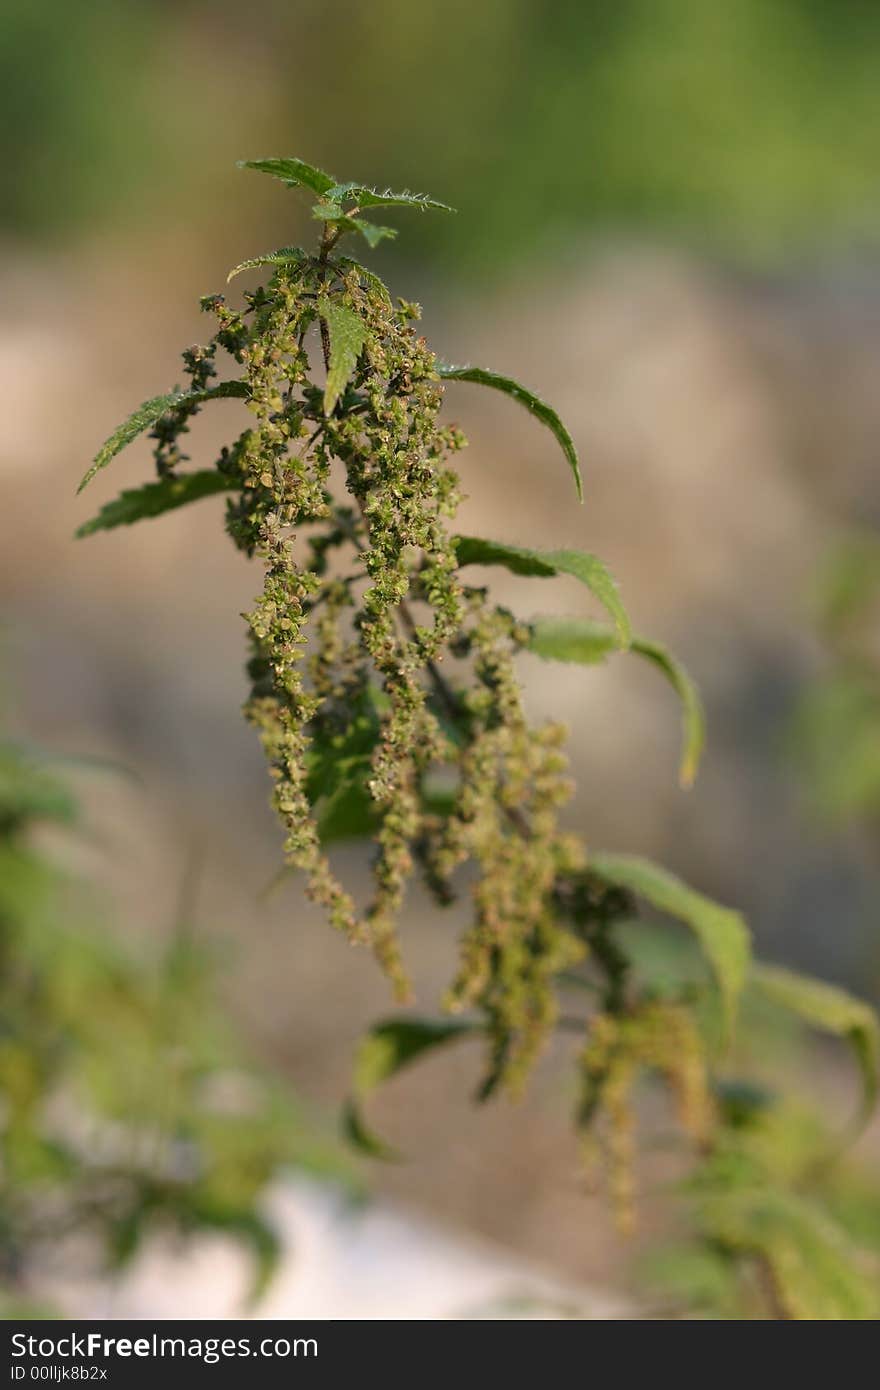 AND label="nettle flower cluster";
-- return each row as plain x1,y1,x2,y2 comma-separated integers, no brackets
78,160,877,1251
